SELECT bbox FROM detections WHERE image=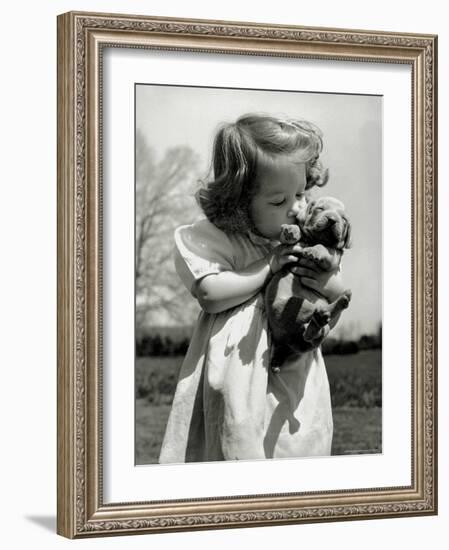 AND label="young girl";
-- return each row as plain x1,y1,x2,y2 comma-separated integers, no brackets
159,114,346,463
